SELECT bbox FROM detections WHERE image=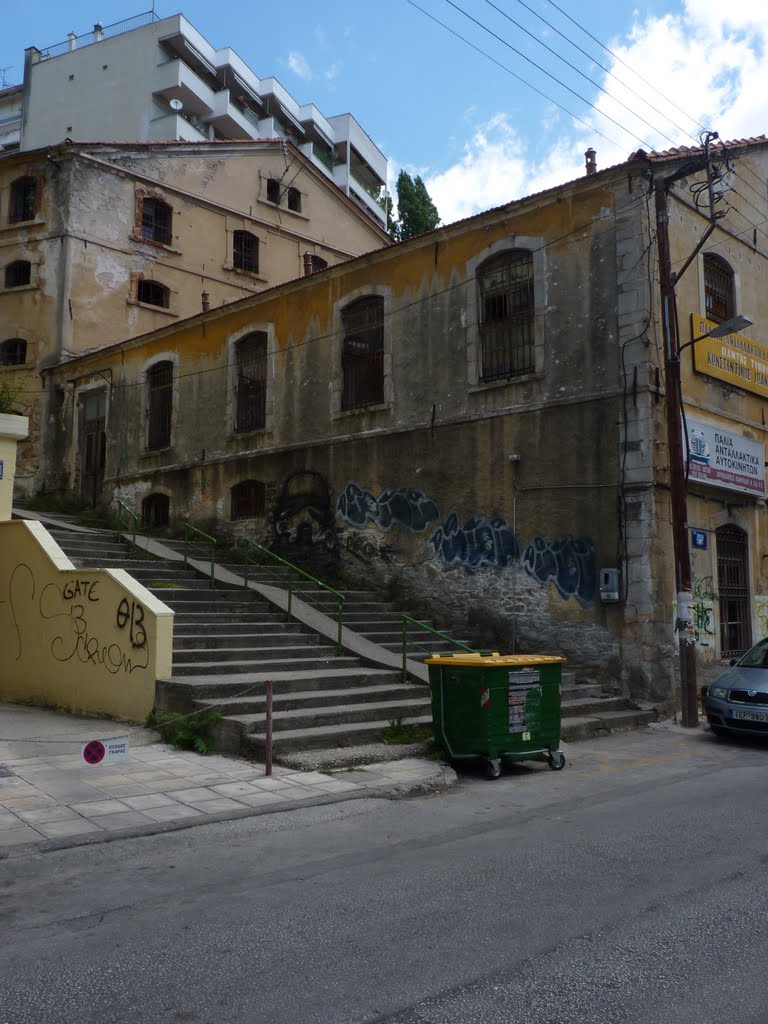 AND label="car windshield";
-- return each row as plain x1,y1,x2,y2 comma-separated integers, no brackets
738,638,768,668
